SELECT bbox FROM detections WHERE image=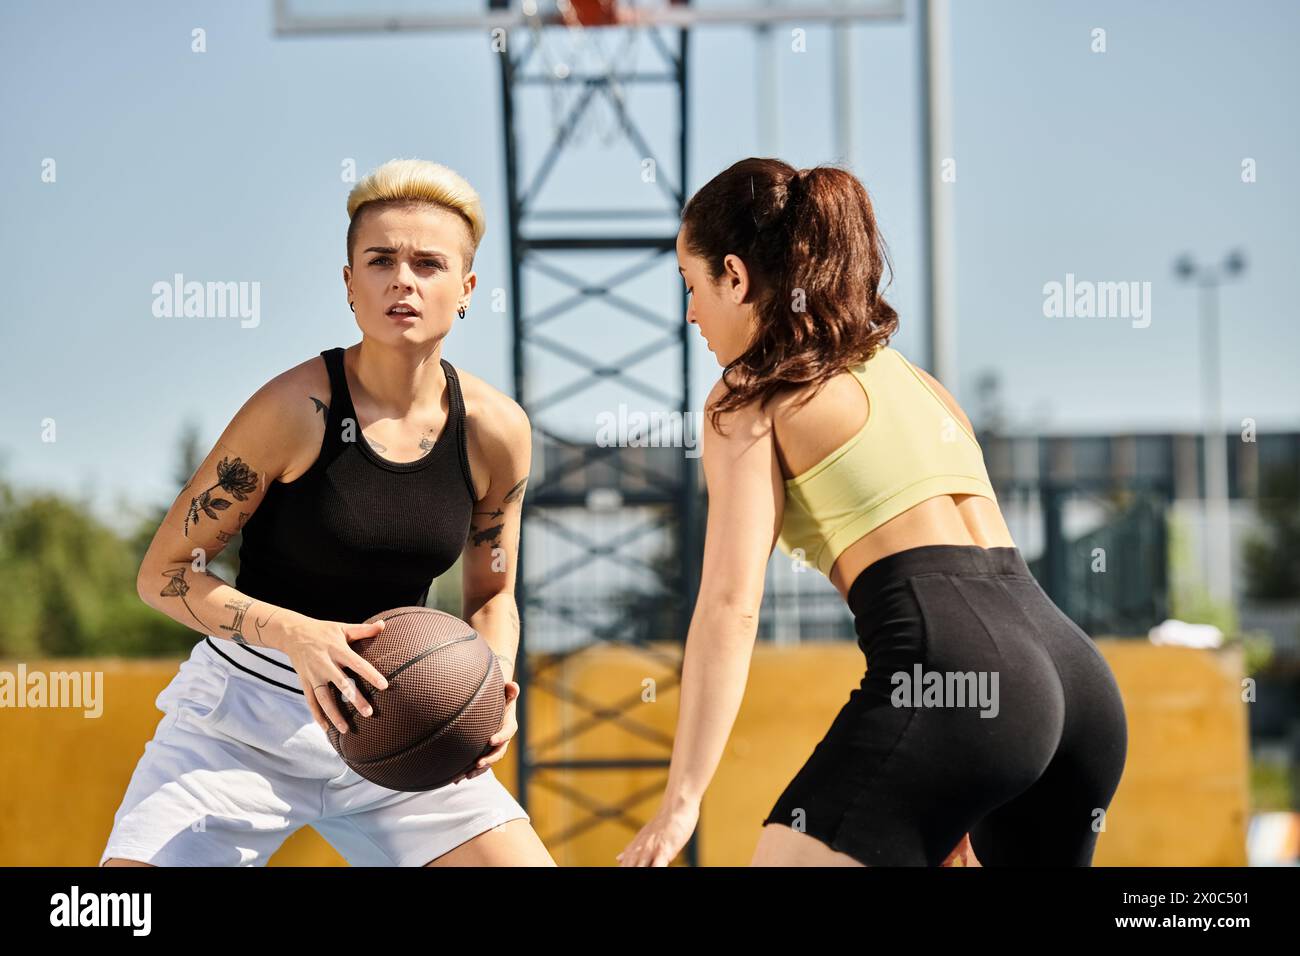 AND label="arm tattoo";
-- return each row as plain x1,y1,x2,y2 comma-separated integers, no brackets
220,596,254,645
253,607,279,645
184,456,259,536
160,565,266,645
310,395,328,418
470,509,504,548
503,477,527,503
159,565,211,632
468,476,527,549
